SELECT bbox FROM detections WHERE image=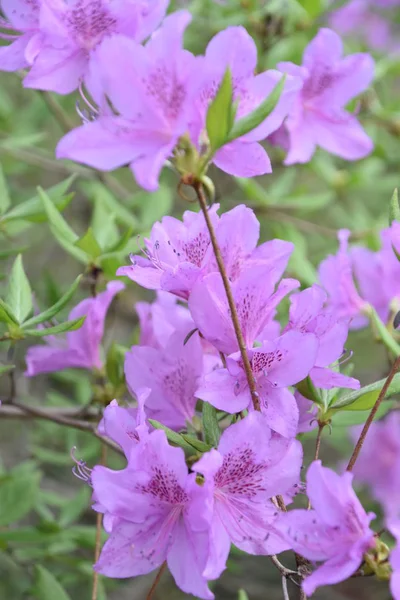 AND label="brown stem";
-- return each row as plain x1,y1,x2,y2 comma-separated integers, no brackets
347,354,400,471
39,91,131,201
307,423,325,510
194,182,260,411
8,401,123,455
146,561,167,600
92,444,107,600
282,575,290,600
